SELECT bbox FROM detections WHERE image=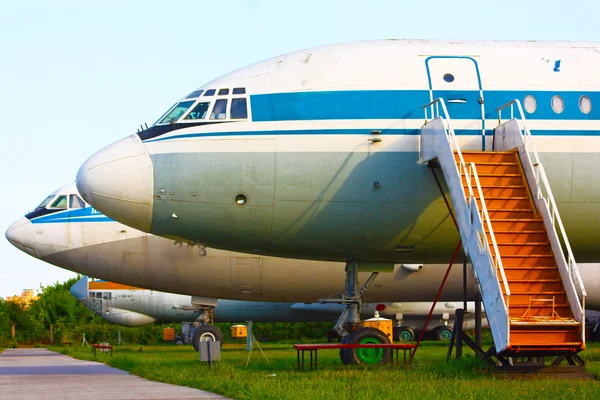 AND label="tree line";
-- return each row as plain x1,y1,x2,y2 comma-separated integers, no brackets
0,277,330,347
